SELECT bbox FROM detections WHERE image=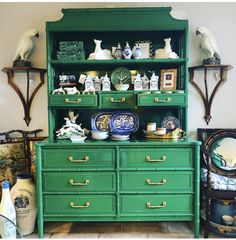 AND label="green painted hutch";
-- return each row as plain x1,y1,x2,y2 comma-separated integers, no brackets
36,7,201,238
